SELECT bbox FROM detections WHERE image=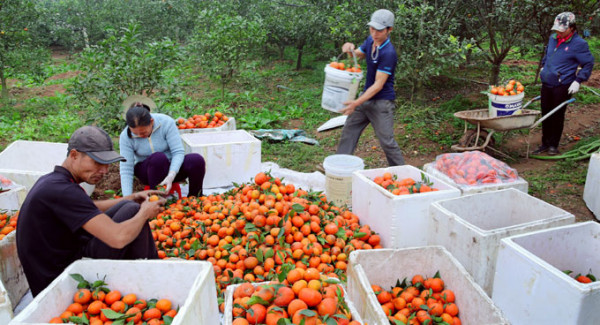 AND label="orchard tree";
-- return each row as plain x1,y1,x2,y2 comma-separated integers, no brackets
193,4,266,96
0,0,43,98
70,23,184,133
462,0,537,85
